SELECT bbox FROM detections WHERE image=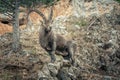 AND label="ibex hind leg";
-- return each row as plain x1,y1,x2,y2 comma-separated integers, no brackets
72,43,77,66
65,41,75,65
73,43,77,54
68,47,75,65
